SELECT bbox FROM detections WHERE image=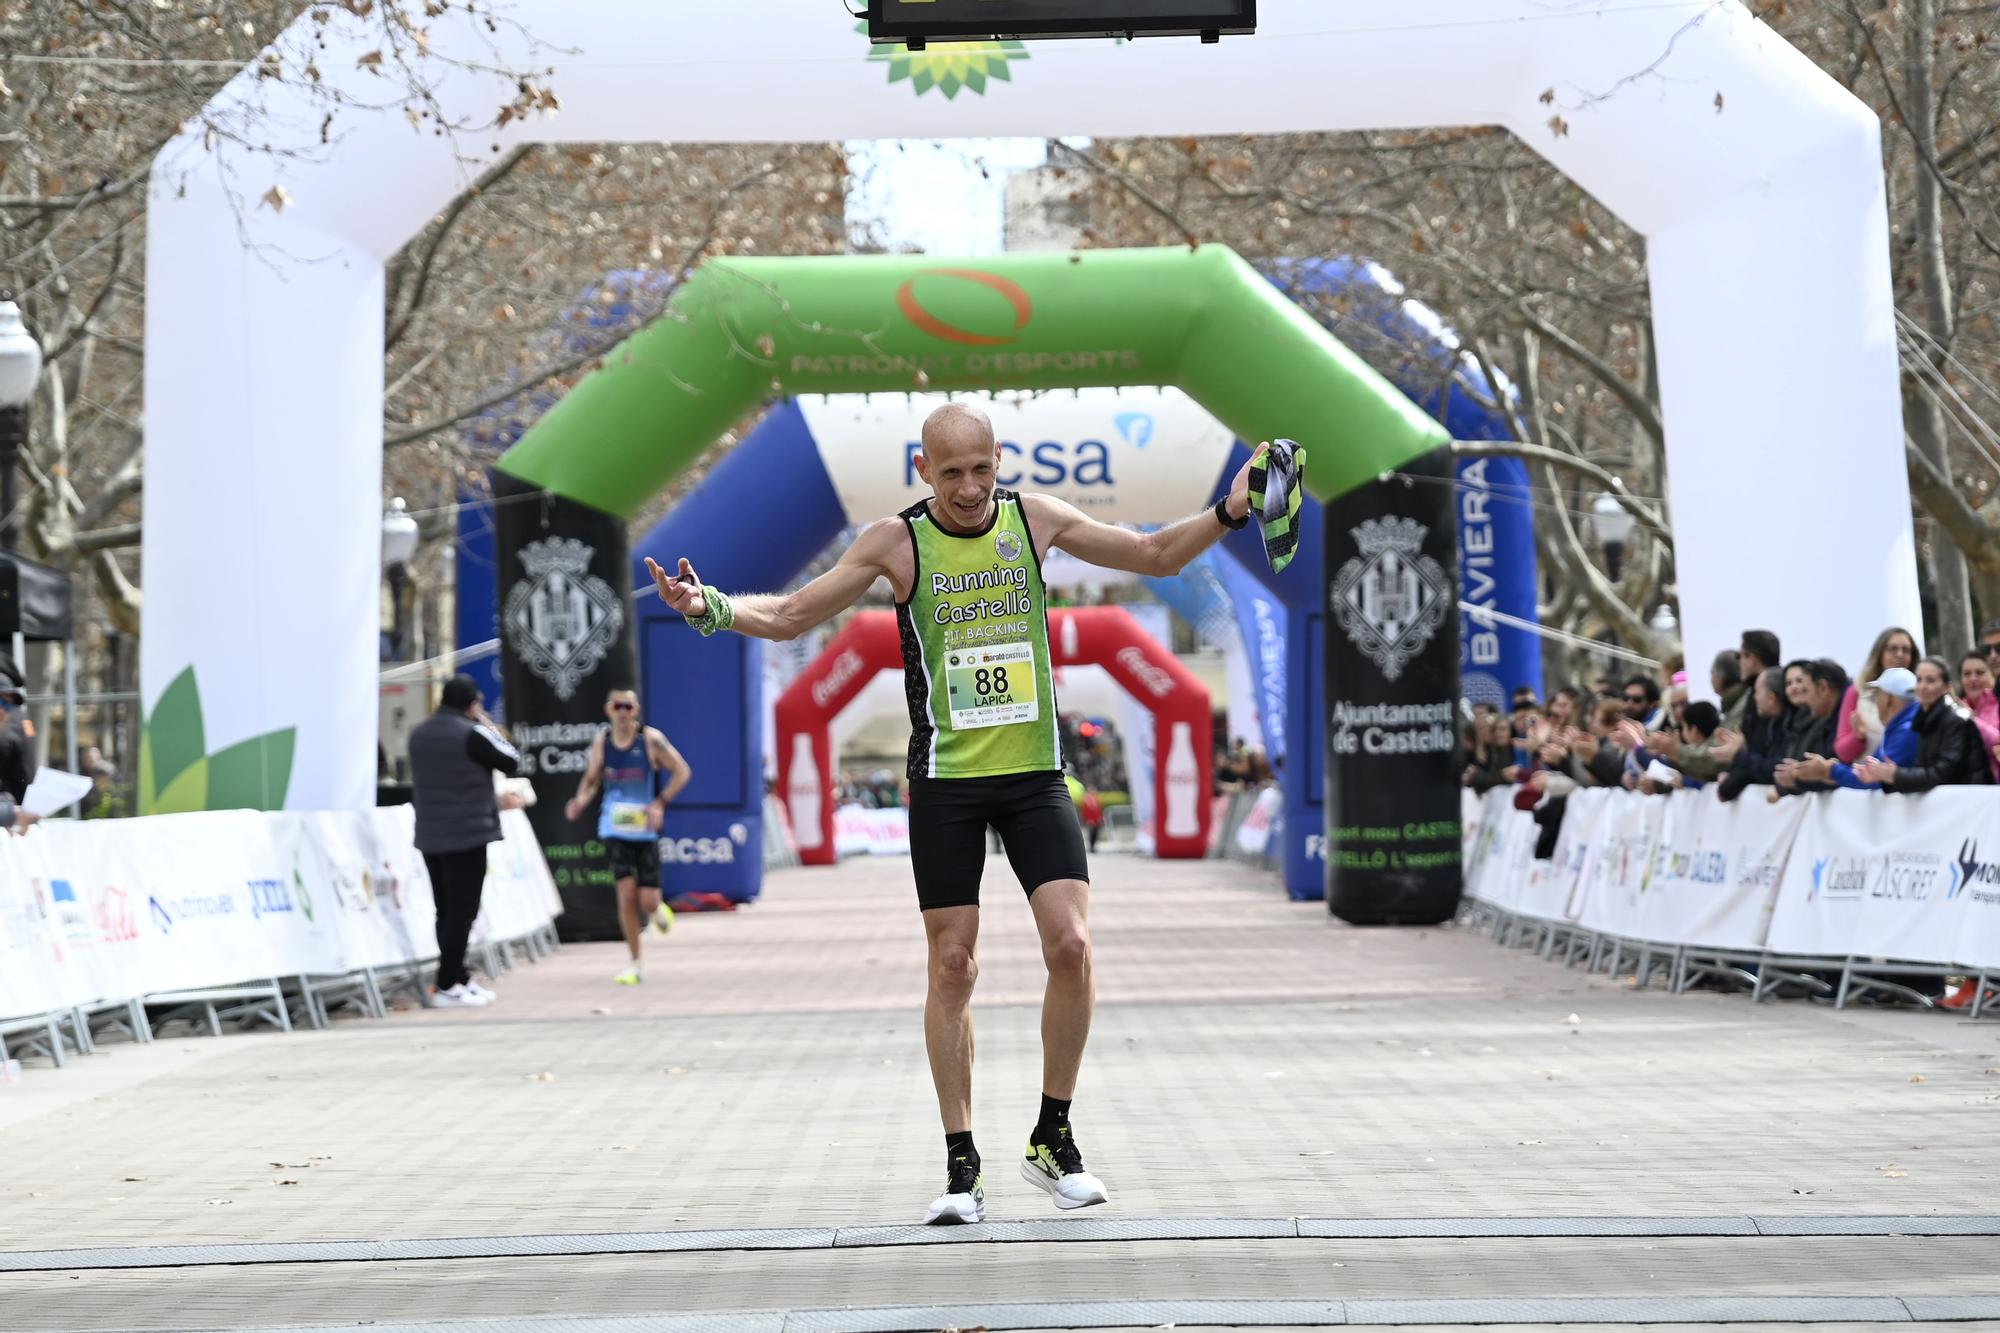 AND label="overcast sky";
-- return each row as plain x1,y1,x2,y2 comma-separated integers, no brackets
843,137,1055,254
